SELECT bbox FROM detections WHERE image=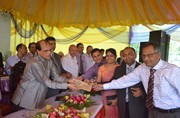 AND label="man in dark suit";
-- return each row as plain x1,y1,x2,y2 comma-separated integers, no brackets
45,37,72,98
112,47,148,118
